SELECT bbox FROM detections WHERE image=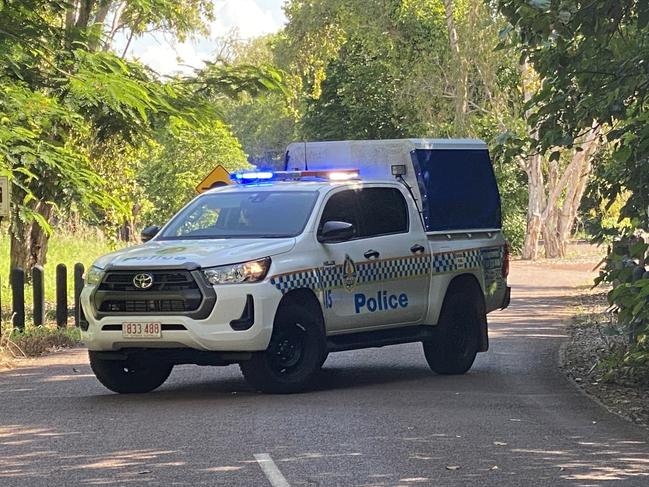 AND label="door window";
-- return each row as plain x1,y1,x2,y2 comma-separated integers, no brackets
319,188,409,240
318,190,360,237
357,188,409,238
